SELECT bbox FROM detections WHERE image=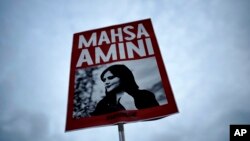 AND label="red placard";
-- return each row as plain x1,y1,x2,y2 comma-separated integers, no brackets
65,19,178,131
